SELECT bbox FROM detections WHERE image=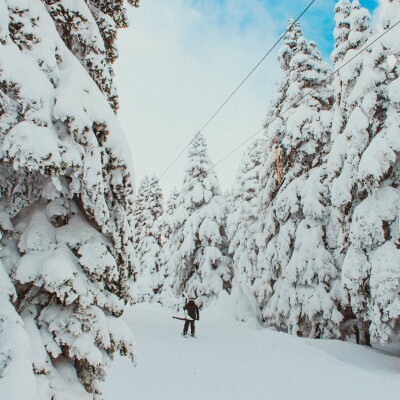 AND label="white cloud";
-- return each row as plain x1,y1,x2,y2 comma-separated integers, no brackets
116,0,289,196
